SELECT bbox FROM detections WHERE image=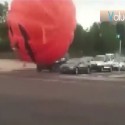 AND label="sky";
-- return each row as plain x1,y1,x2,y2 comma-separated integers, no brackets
1,0,125,29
